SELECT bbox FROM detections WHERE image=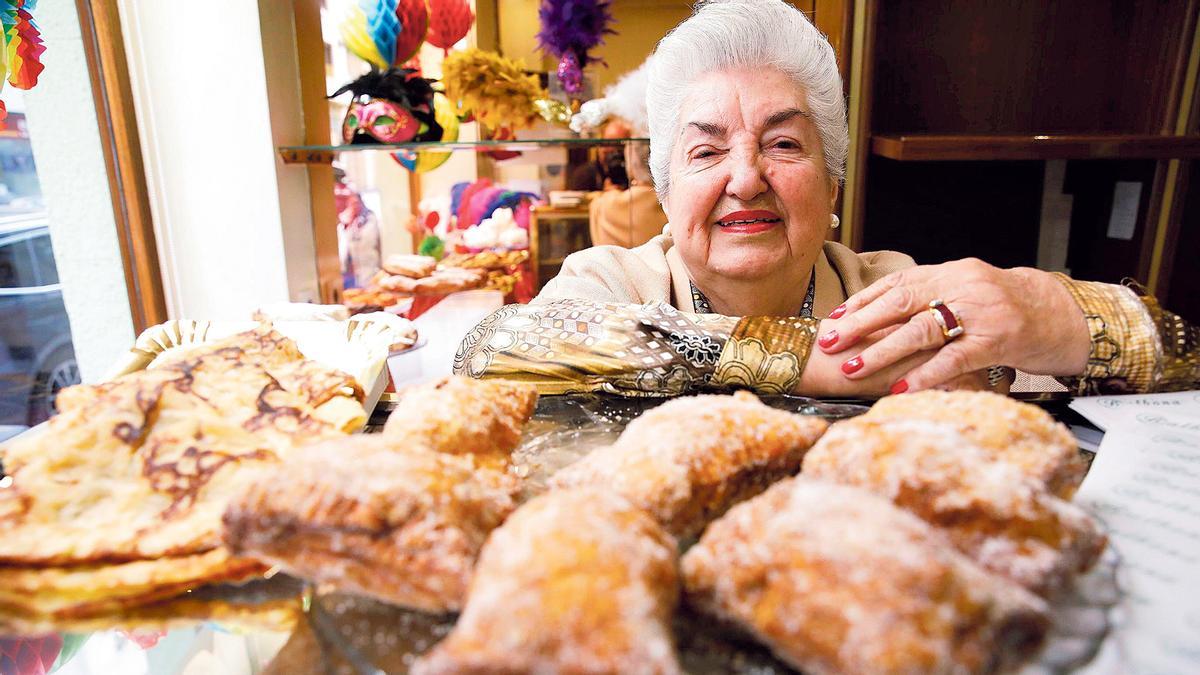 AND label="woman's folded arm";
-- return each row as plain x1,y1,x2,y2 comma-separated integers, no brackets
453,299,931,397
